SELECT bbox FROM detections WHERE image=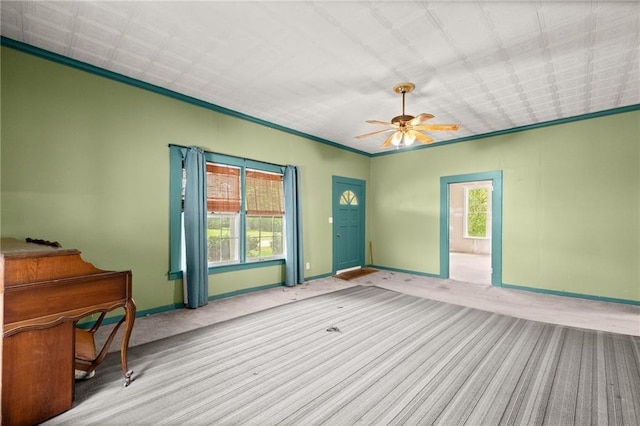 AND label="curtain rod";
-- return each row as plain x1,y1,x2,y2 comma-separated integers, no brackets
168,143,285,169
